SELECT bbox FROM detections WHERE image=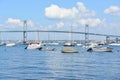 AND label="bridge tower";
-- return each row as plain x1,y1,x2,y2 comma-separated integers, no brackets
106,36,110,44
116,38,119,43
23,20,27,43
85,24,89,46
